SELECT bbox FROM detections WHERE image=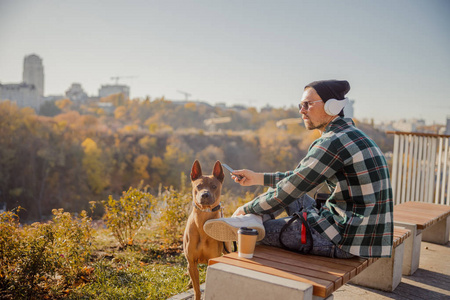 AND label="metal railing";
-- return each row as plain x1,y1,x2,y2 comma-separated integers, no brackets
387,131,450,205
